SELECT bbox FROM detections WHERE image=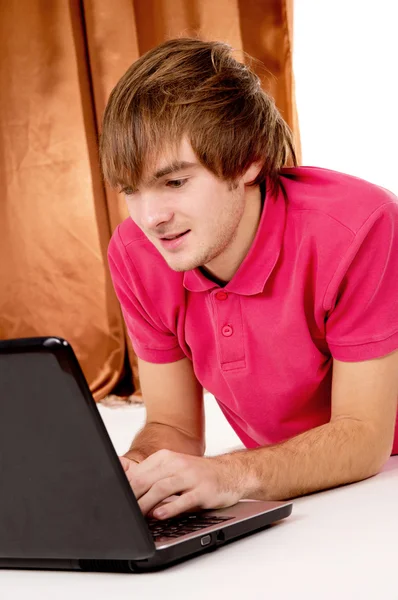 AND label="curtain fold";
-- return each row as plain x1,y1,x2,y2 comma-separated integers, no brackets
0,0,125,400
0,0,300,402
